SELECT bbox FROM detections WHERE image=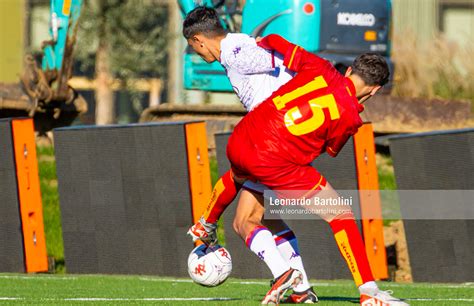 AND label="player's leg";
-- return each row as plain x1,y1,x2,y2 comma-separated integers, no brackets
225,128,309,303
313,181,377,290
258,164,407,305
295,168,407,305
233,188,291,278
233,188,302,304
281,168,376,290
263,219,318,303
259,164,376,291
265,222,315,294
238,182,312,294
188,169,245,243
321,184,408,304
202,169,246,223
